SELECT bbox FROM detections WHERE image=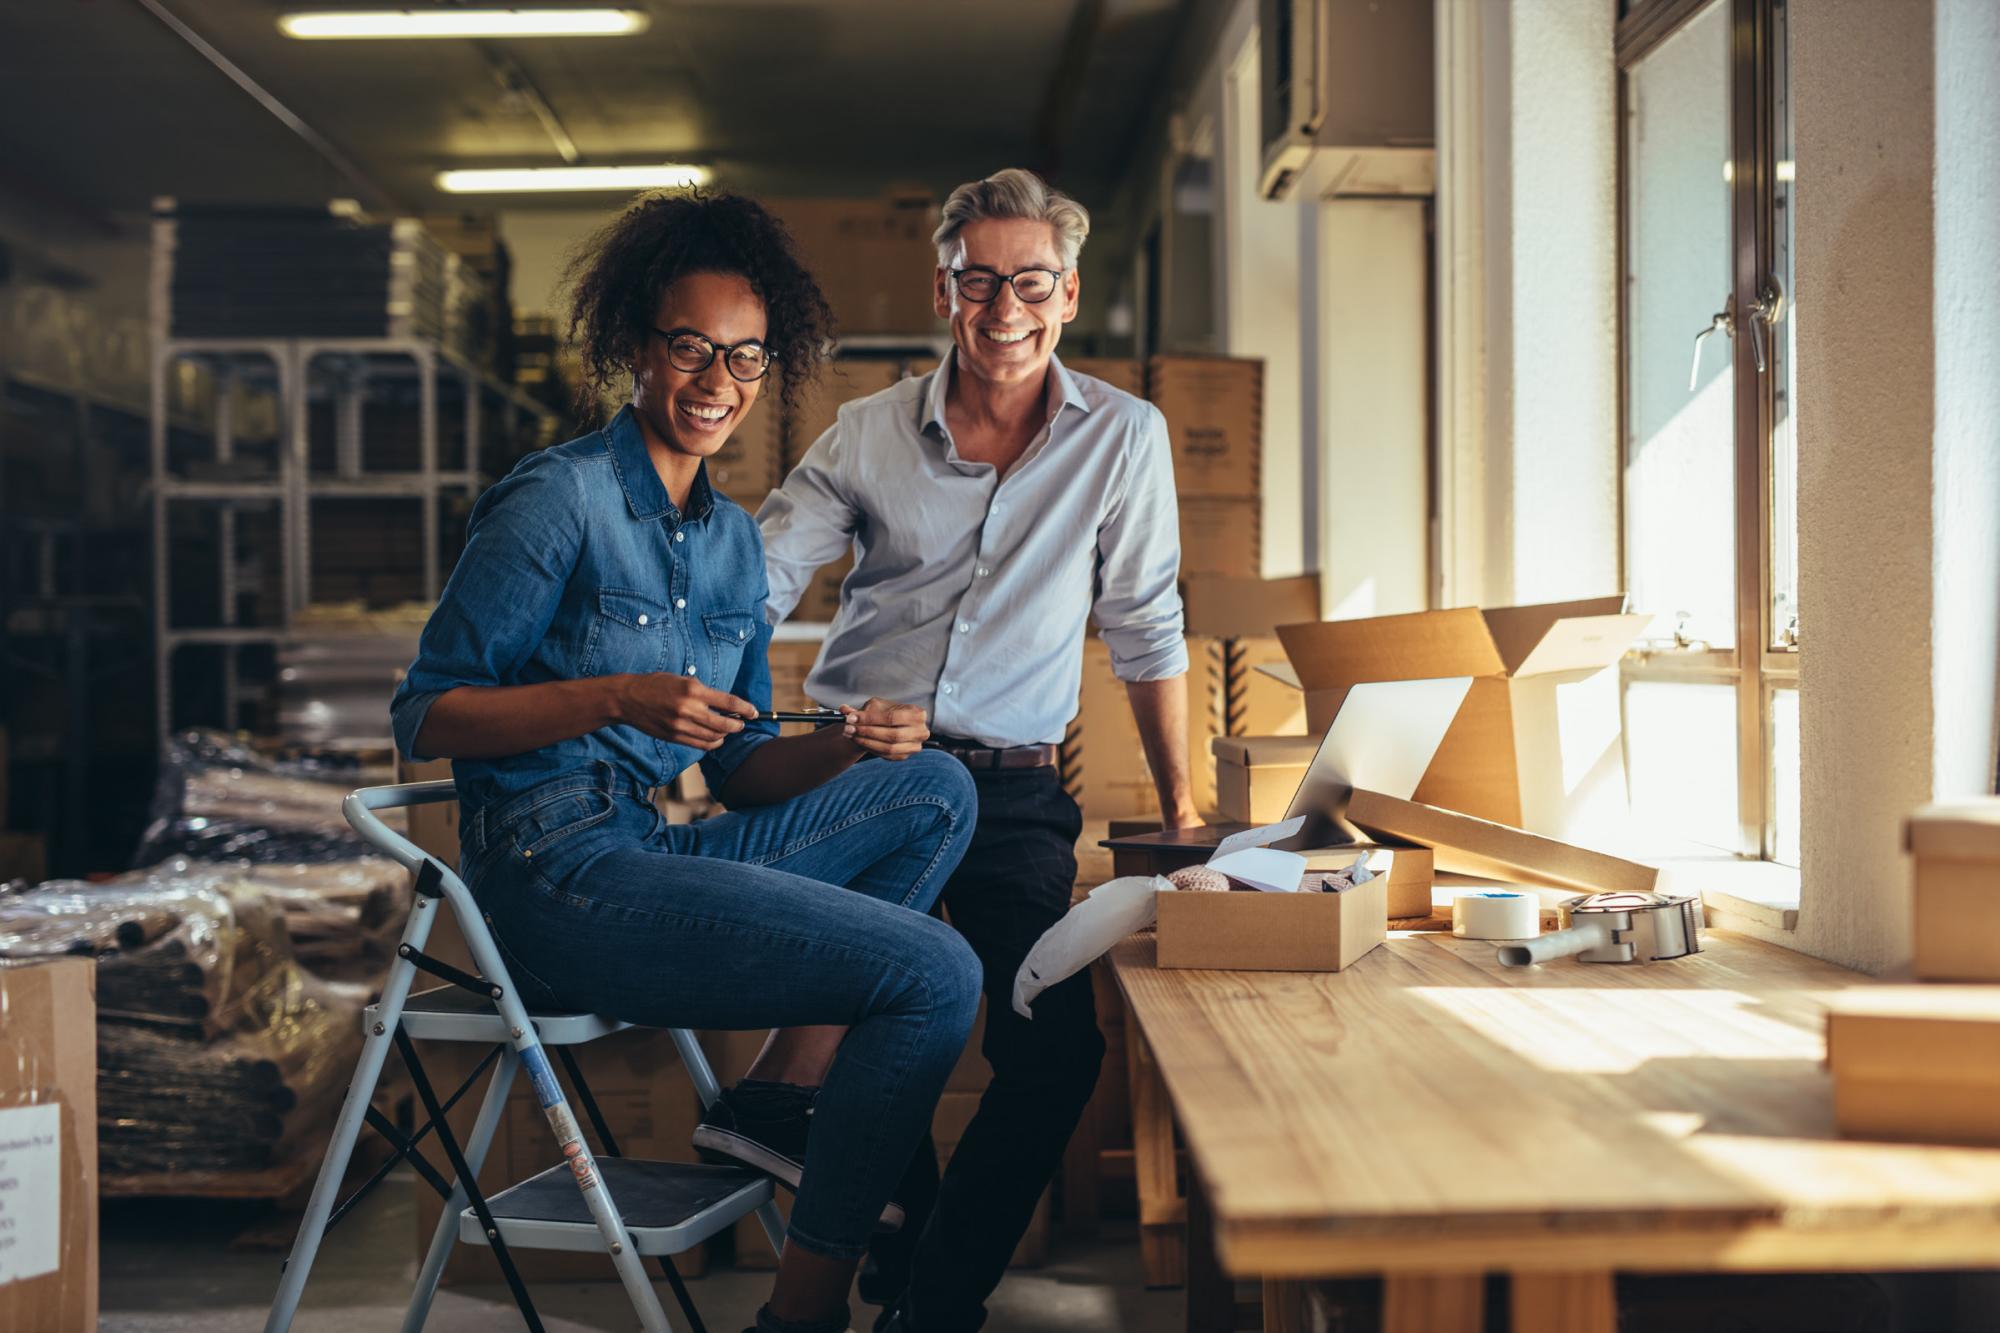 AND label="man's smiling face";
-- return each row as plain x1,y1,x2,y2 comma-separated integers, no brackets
935,217,1080,391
